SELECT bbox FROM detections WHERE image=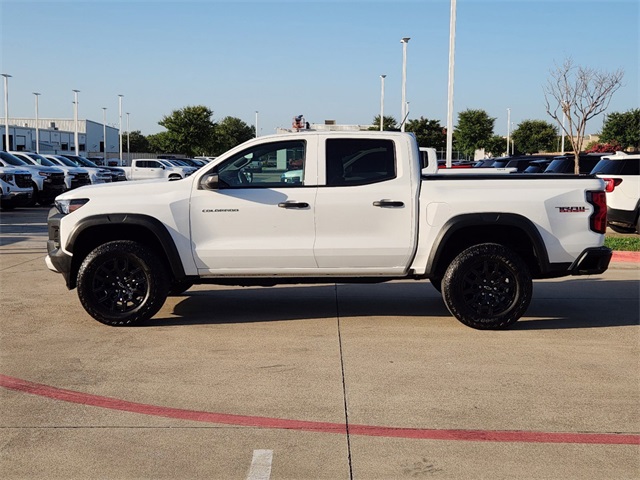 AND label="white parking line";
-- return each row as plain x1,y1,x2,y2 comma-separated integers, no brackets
246,449,273,480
